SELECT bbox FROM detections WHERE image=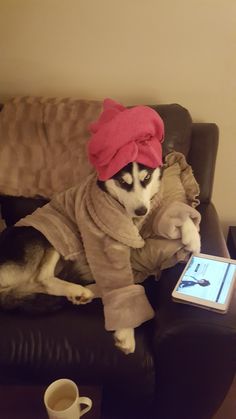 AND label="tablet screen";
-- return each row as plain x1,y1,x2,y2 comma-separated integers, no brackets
176,255,236,304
